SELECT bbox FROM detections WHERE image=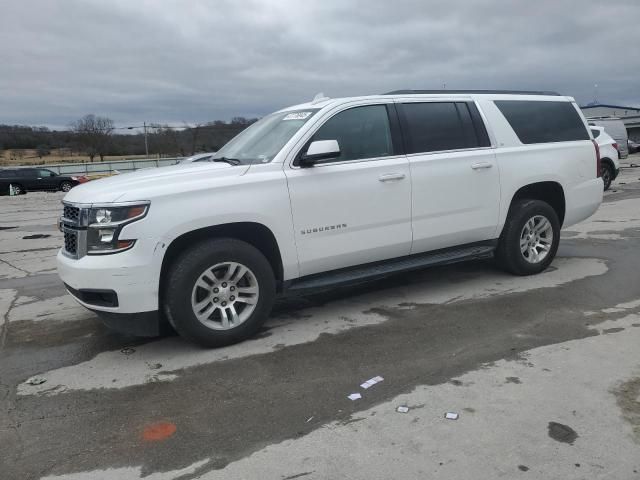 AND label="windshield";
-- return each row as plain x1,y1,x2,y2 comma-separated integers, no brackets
213,109,318,164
